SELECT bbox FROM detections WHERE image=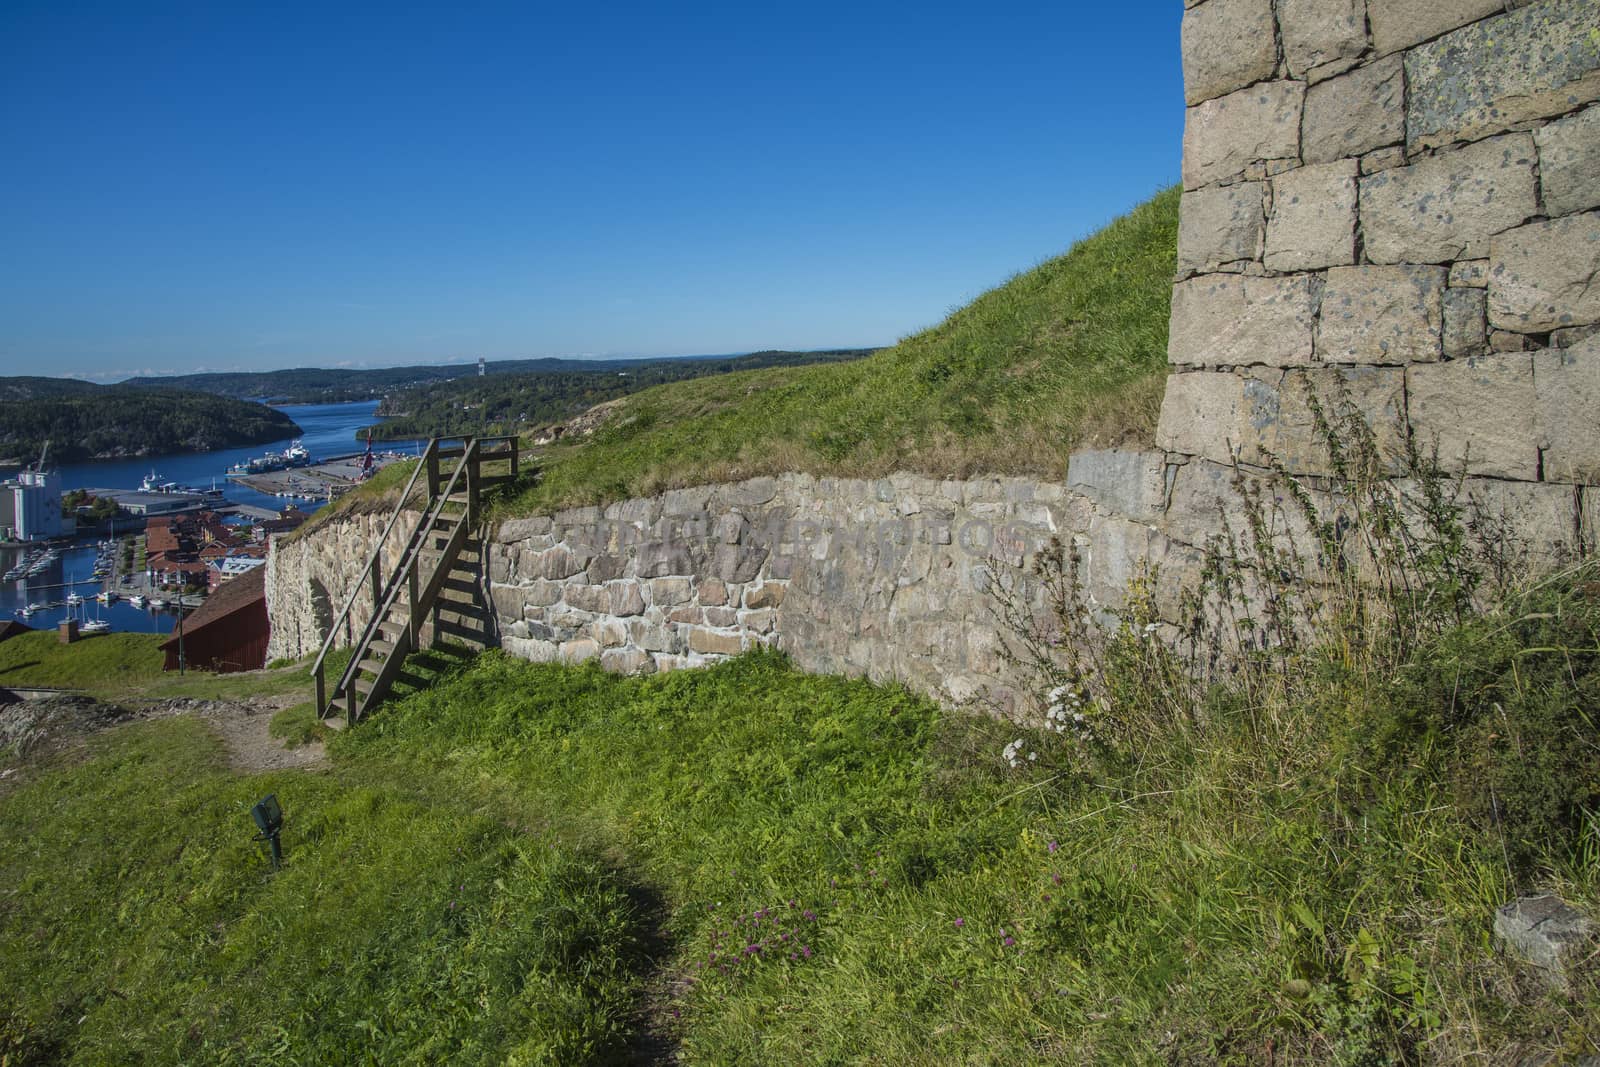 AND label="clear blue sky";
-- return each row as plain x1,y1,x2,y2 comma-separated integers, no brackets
0,2,1182,381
